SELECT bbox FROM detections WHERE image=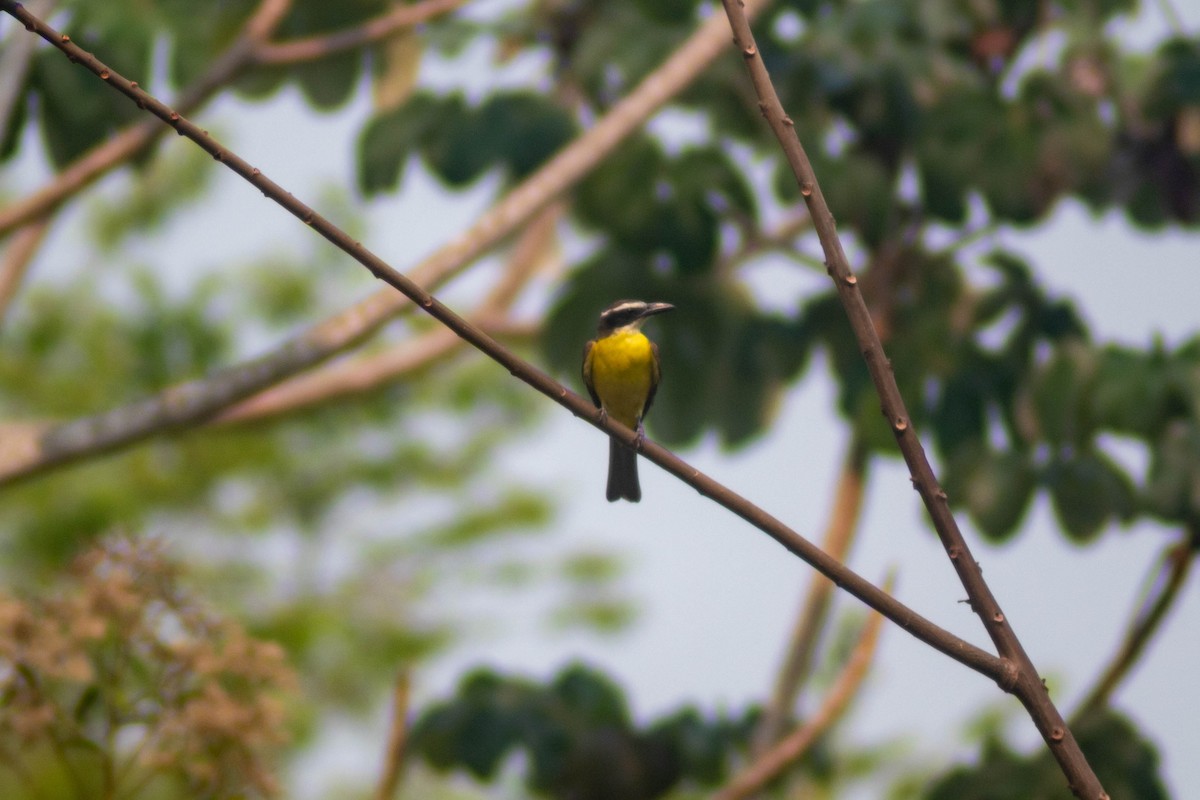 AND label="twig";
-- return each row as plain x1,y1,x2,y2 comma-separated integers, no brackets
375,669,413,800
253,0,468,66
0,216,50,324
717,1,1105,796
0,0,1012,688
1154,0,1186,35
752,438,867,754
716,578,888,800
0,0,771,486
1074,539,1195,719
